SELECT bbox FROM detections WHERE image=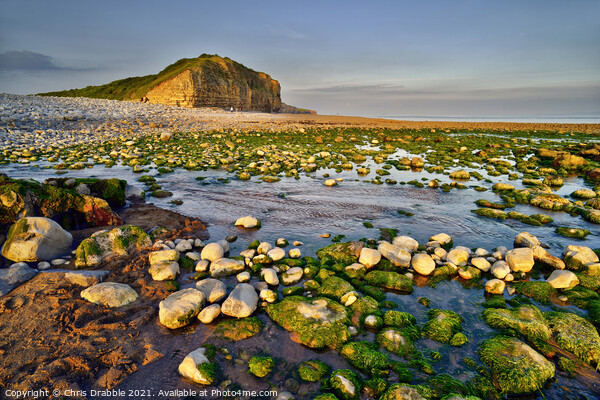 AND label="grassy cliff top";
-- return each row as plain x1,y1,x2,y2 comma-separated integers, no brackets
37,54,274,101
